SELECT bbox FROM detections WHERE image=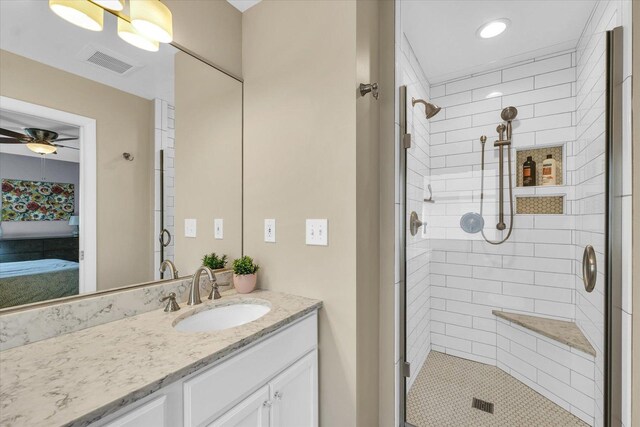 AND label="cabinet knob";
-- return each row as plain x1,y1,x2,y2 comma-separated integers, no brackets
274,391,283,400
263,400,272,408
